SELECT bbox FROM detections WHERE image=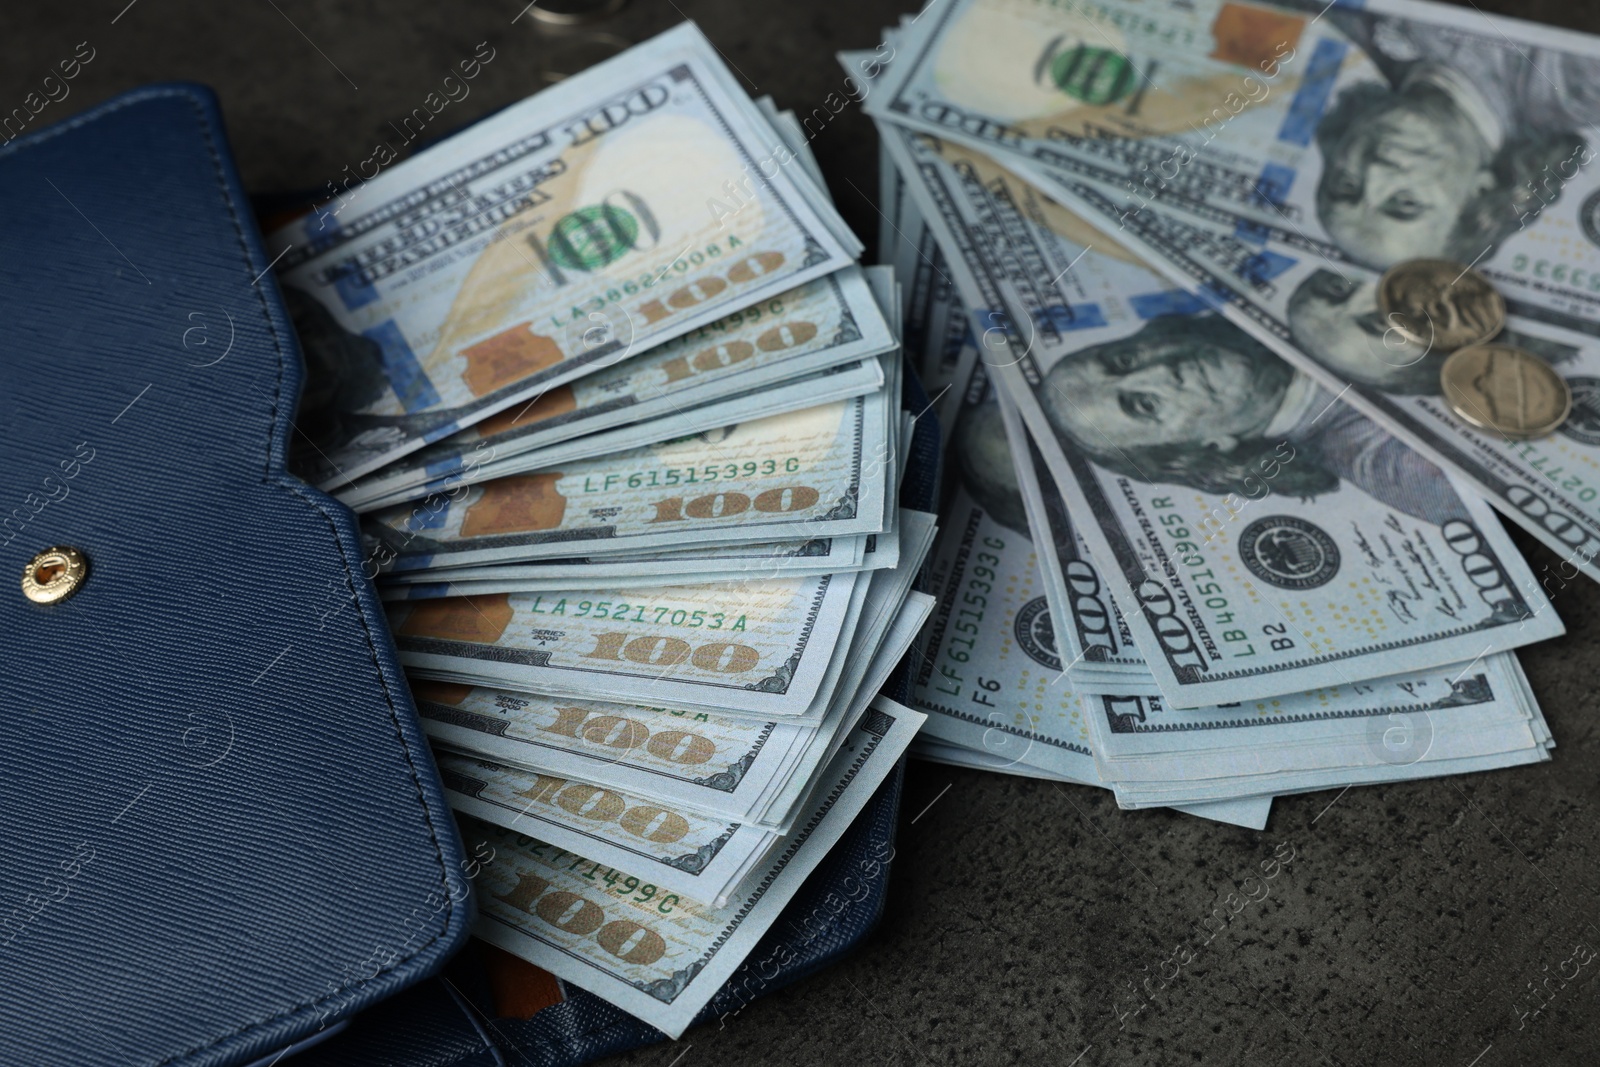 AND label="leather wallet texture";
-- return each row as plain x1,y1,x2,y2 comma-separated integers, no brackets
0,85,470,1067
